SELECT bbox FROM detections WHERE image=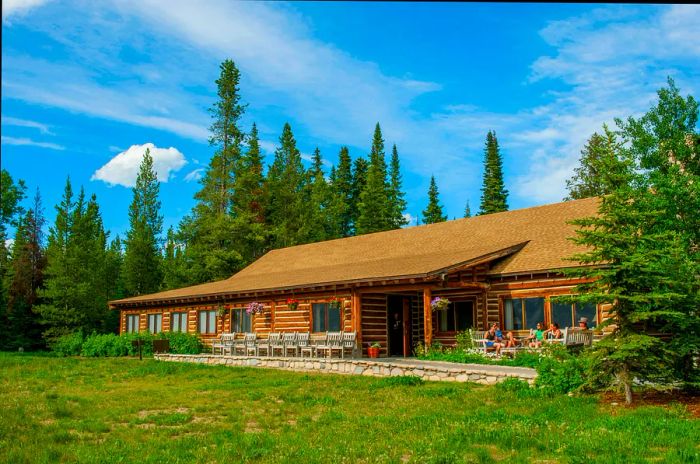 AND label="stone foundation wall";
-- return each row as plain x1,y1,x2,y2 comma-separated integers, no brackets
155,354,537,385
